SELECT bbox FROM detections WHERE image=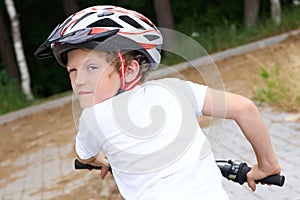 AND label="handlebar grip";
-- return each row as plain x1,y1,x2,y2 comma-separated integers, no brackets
74,159,103,170
257,174,285,187
217,160,285,187
239,162,285,187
